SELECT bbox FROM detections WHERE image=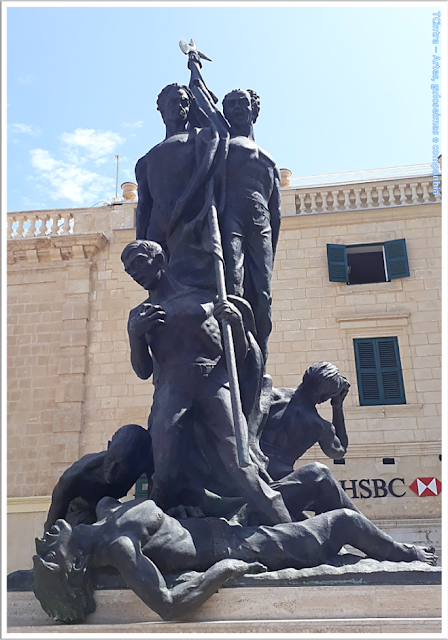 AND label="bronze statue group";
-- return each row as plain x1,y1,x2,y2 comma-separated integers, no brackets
33,42,437,625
